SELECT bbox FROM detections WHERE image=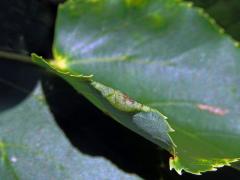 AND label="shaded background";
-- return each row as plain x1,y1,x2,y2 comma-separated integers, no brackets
0,0,240,179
